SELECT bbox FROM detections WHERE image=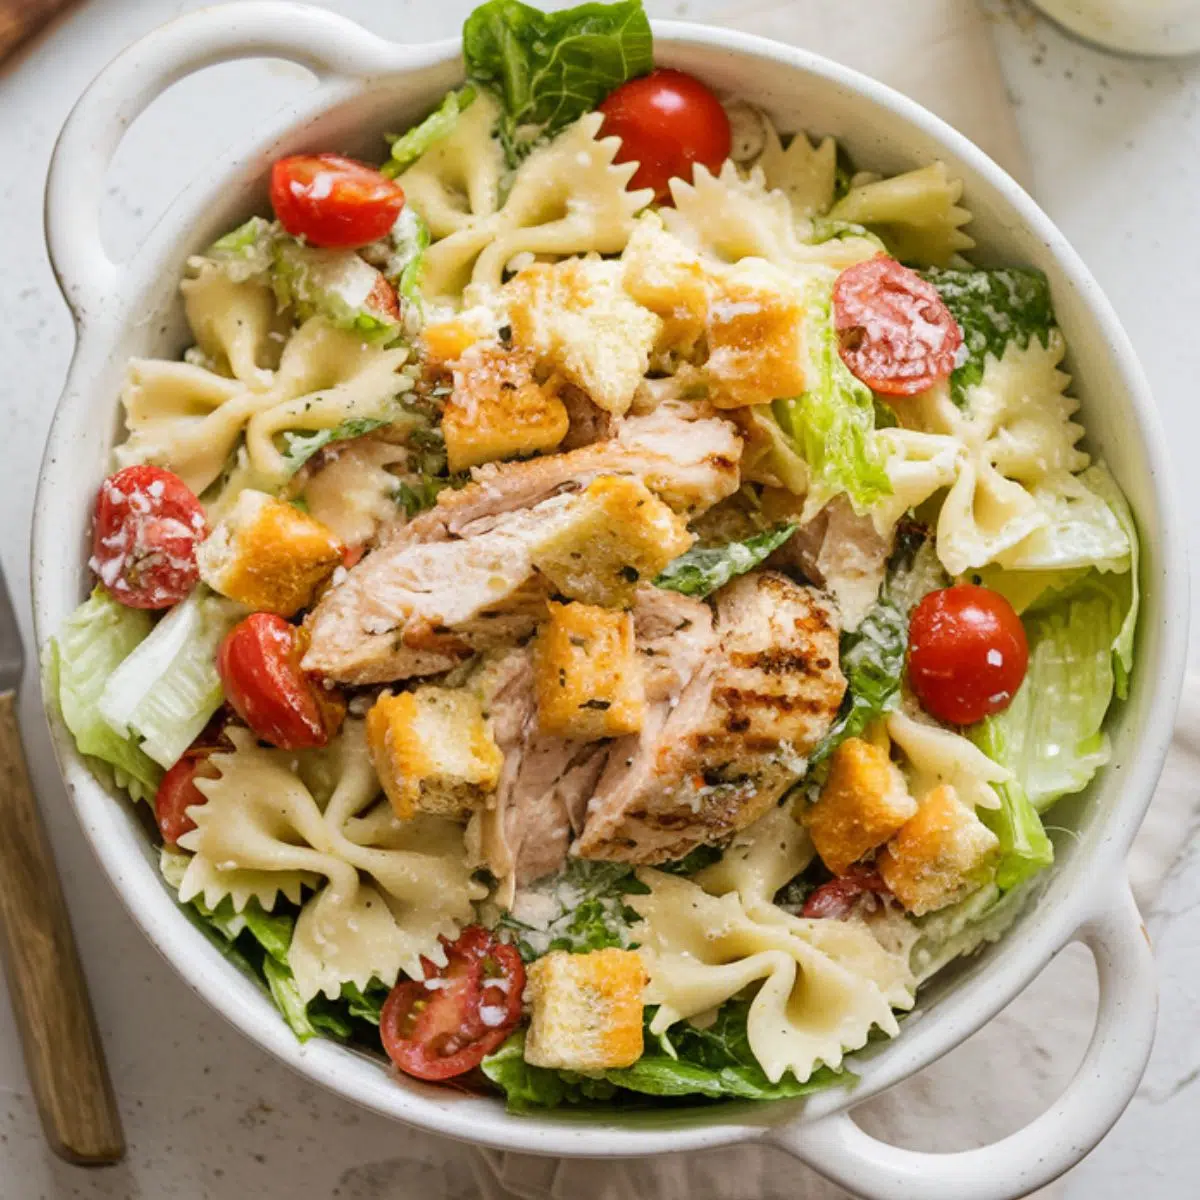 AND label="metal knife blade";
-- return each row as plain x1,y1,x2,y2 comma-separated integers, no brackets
0,563,25,693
